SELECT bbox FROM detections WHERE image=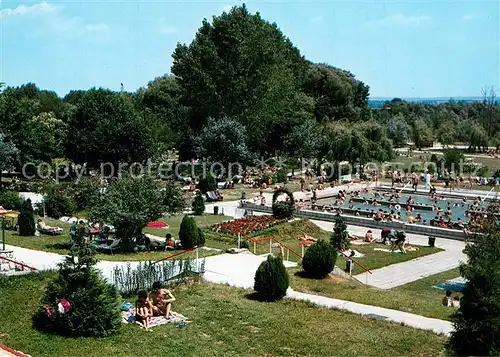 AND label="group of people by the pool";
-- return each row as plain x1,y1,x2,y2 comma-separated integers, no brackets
309,187,494,230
